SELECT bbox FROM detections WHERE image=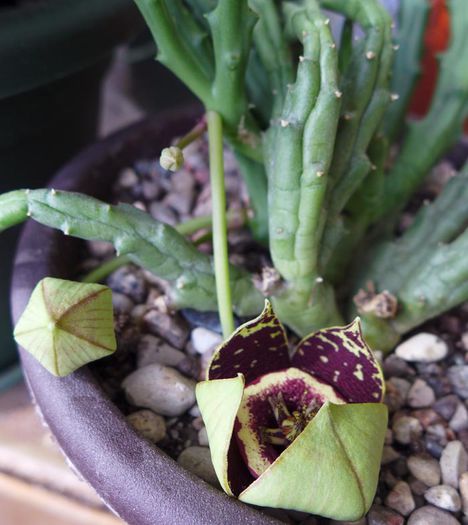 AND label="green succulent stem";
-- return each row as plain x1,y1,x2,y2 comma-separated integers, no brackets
352,163,468,351
267,1,343,335
383,0,429,142
81,208,246,284
207,110,235,337
0,188,263,317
